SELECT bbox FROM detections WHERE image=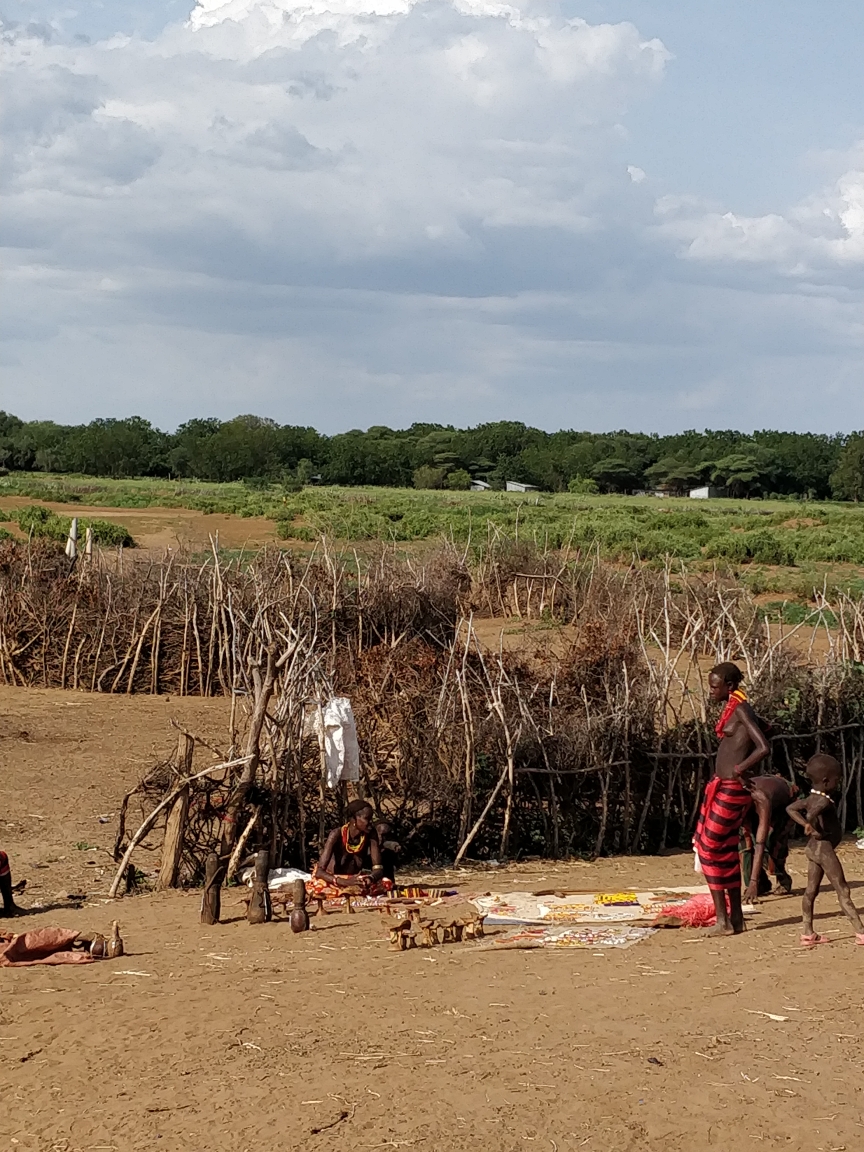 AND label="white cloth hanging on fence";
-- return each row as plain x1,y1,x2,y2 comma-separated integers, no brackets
305,697,360,788
65,517,78,560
